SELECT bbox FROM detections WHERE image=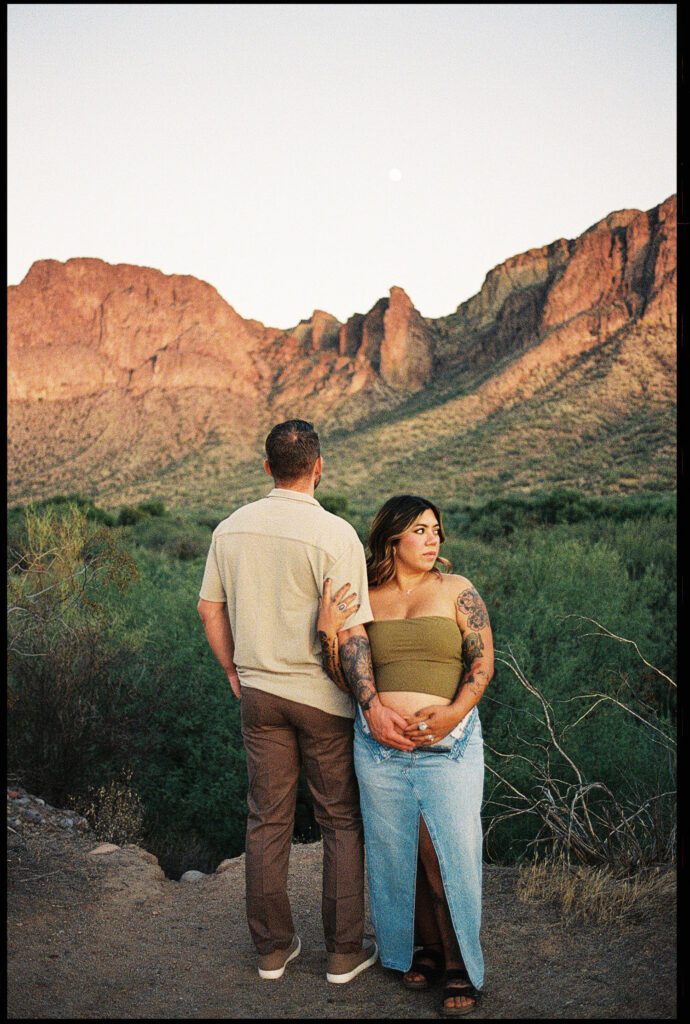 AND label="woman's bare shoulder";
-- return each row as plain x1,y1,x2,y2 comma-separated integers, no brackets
439,572,474,593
